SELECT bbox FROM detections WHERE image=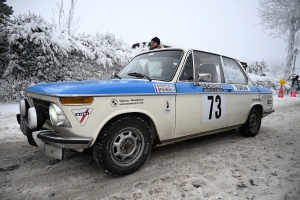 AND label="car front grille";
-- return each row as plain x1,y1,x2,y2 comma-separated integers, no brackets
31,98,51,120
